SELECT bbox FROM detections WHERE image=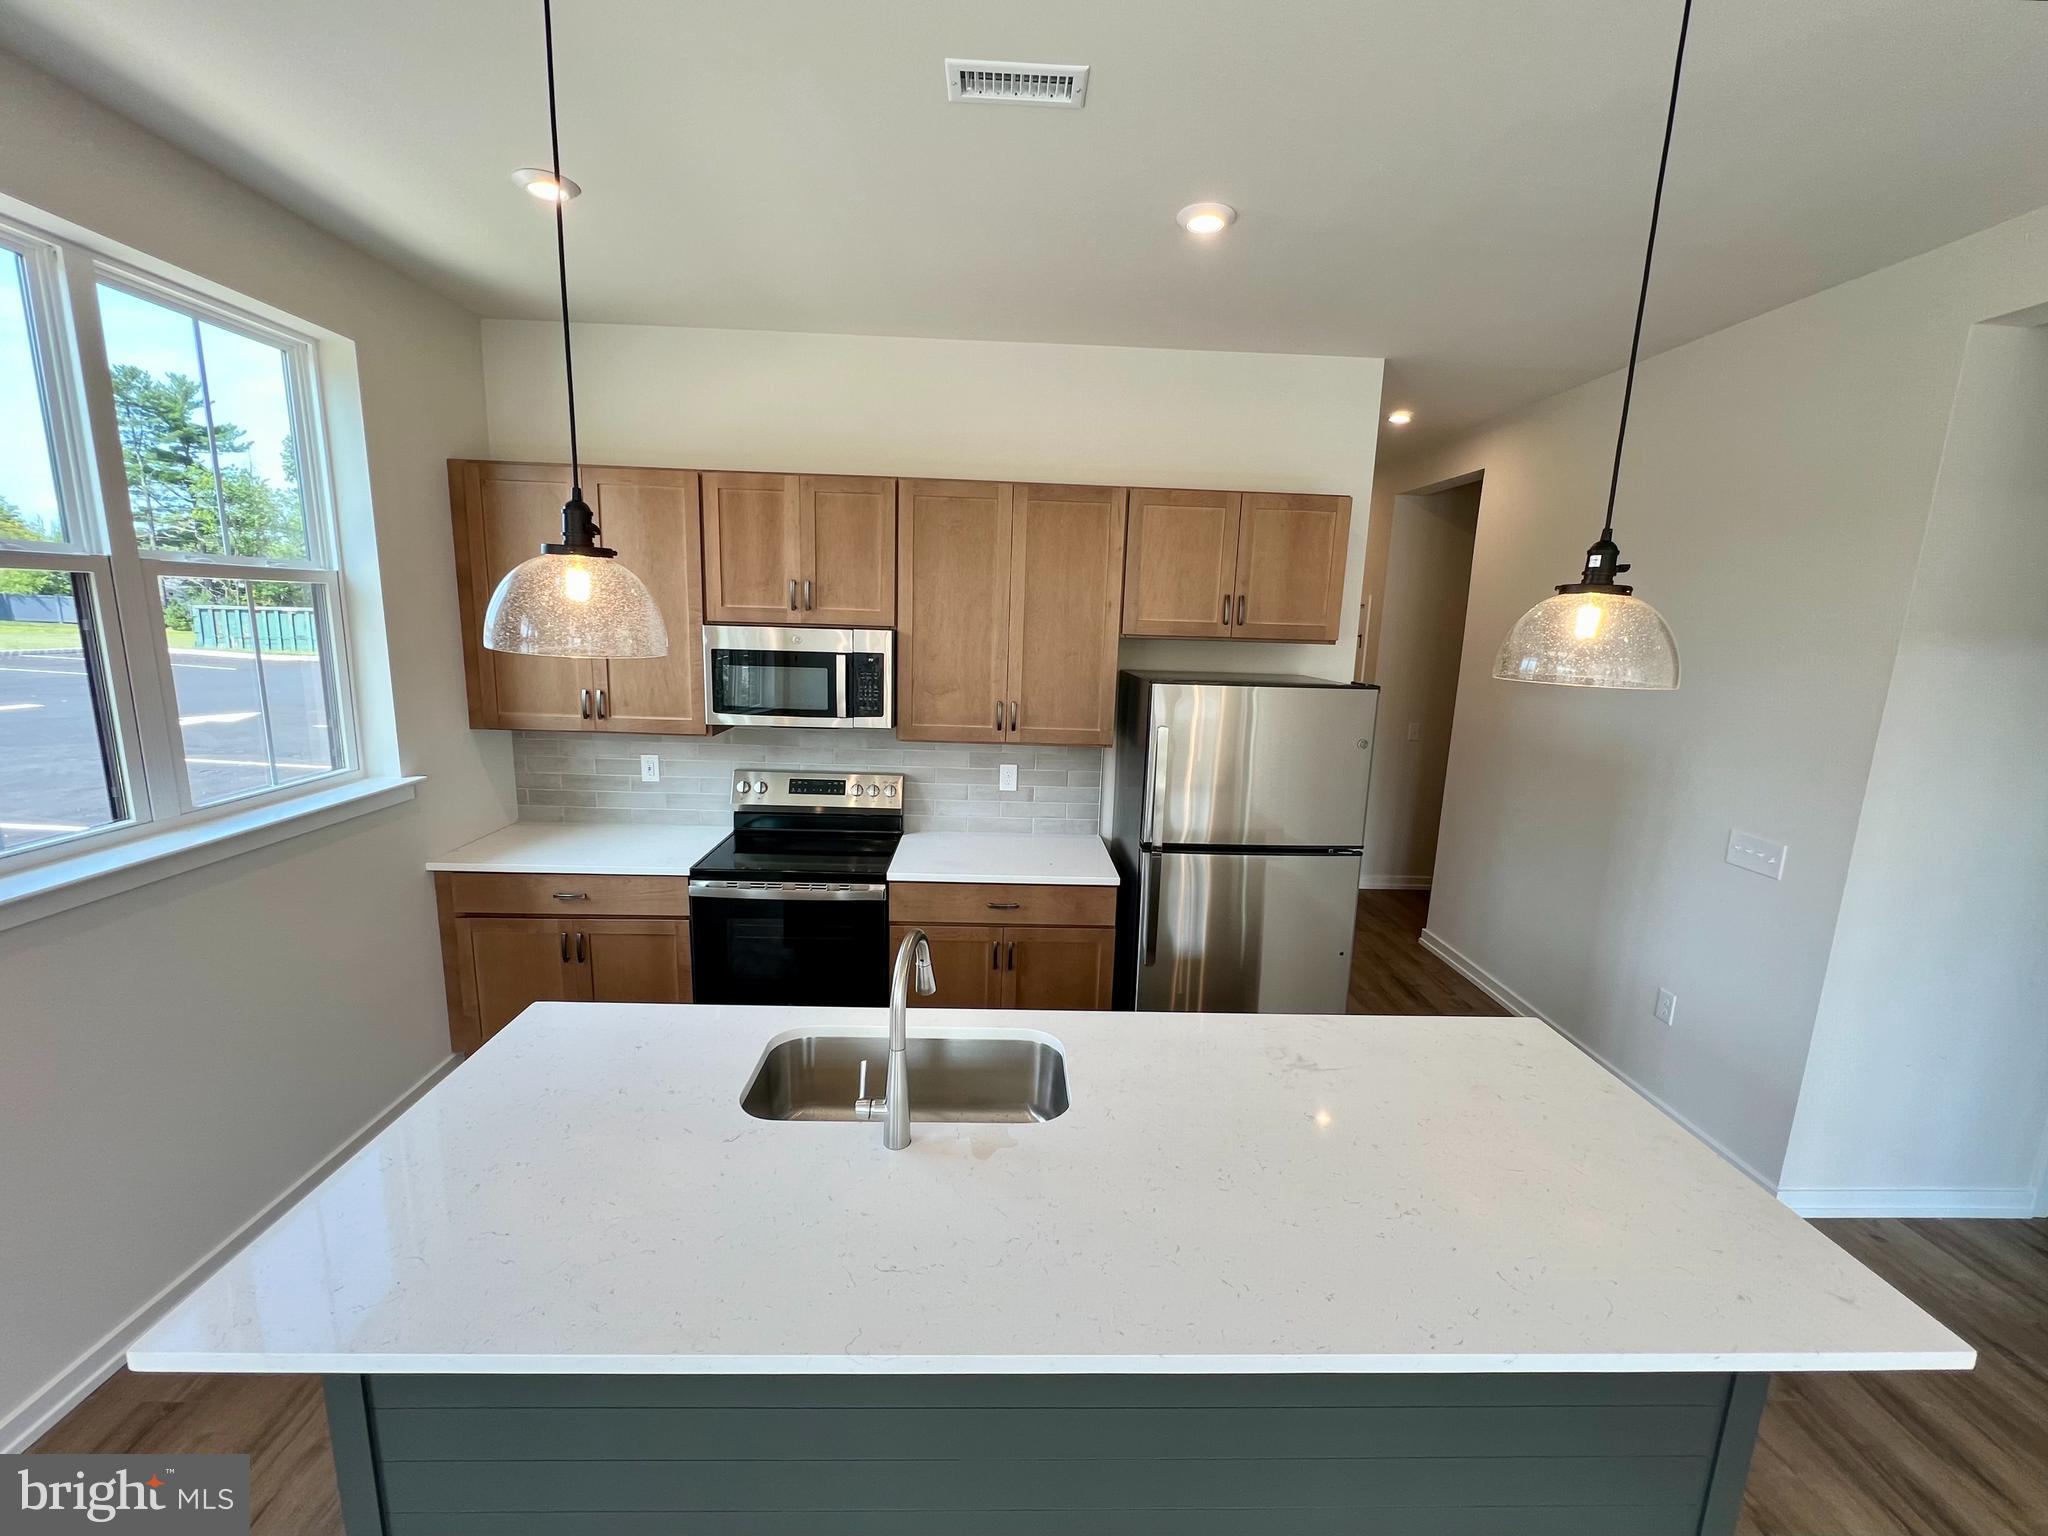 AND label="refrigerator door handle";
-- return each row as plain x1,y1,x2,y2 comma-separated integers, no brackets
1147,724,1170,843
1143,851,1163,963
